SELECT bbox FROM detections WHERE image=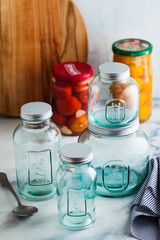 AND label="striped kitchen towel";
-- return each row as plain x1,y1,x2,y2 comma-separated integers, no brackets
130,157,160,240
